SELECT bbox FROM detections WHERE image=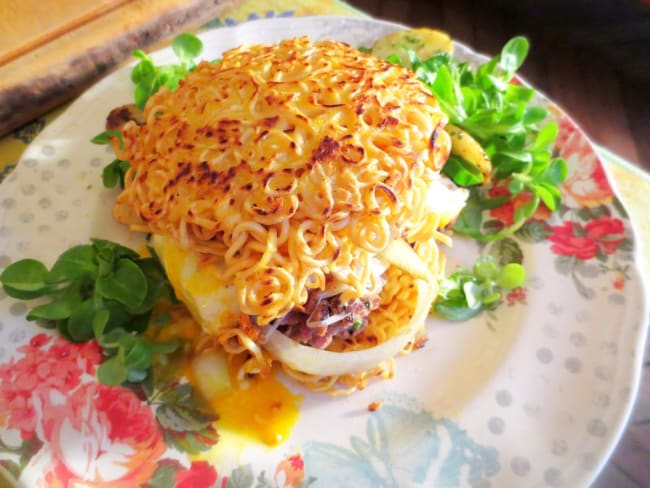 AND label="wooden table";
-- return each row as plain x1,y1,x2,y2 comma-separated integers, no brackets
0,0,241,137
